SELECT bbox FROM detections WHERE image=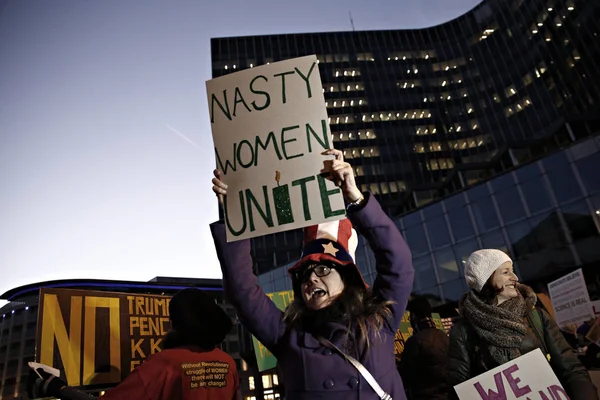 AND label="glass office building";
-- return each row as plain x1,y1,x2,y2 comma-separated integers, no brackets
211,0,600,275
257,132,600,305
